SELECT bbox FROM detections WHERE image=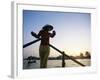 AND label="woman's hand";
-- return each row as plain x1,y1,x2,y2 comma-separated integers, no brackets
50,30,56,38
31,31,39,38
53,30,56,35
31,31,36,36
